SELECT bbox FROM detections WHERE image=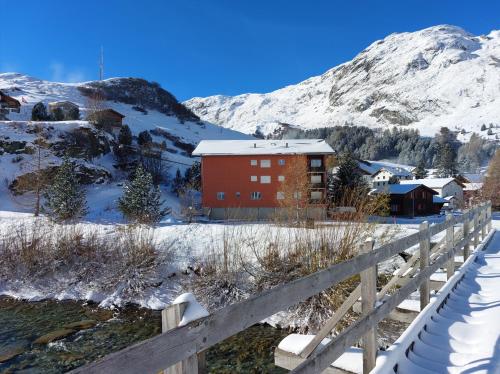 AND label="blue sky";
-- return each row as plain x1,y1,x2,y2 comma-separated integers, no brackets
1,0,498,100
